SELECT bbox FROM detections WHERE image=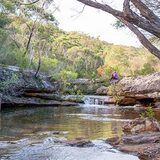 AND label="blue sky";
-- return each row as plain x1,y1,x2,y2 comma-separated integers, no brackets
54,0,141,47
